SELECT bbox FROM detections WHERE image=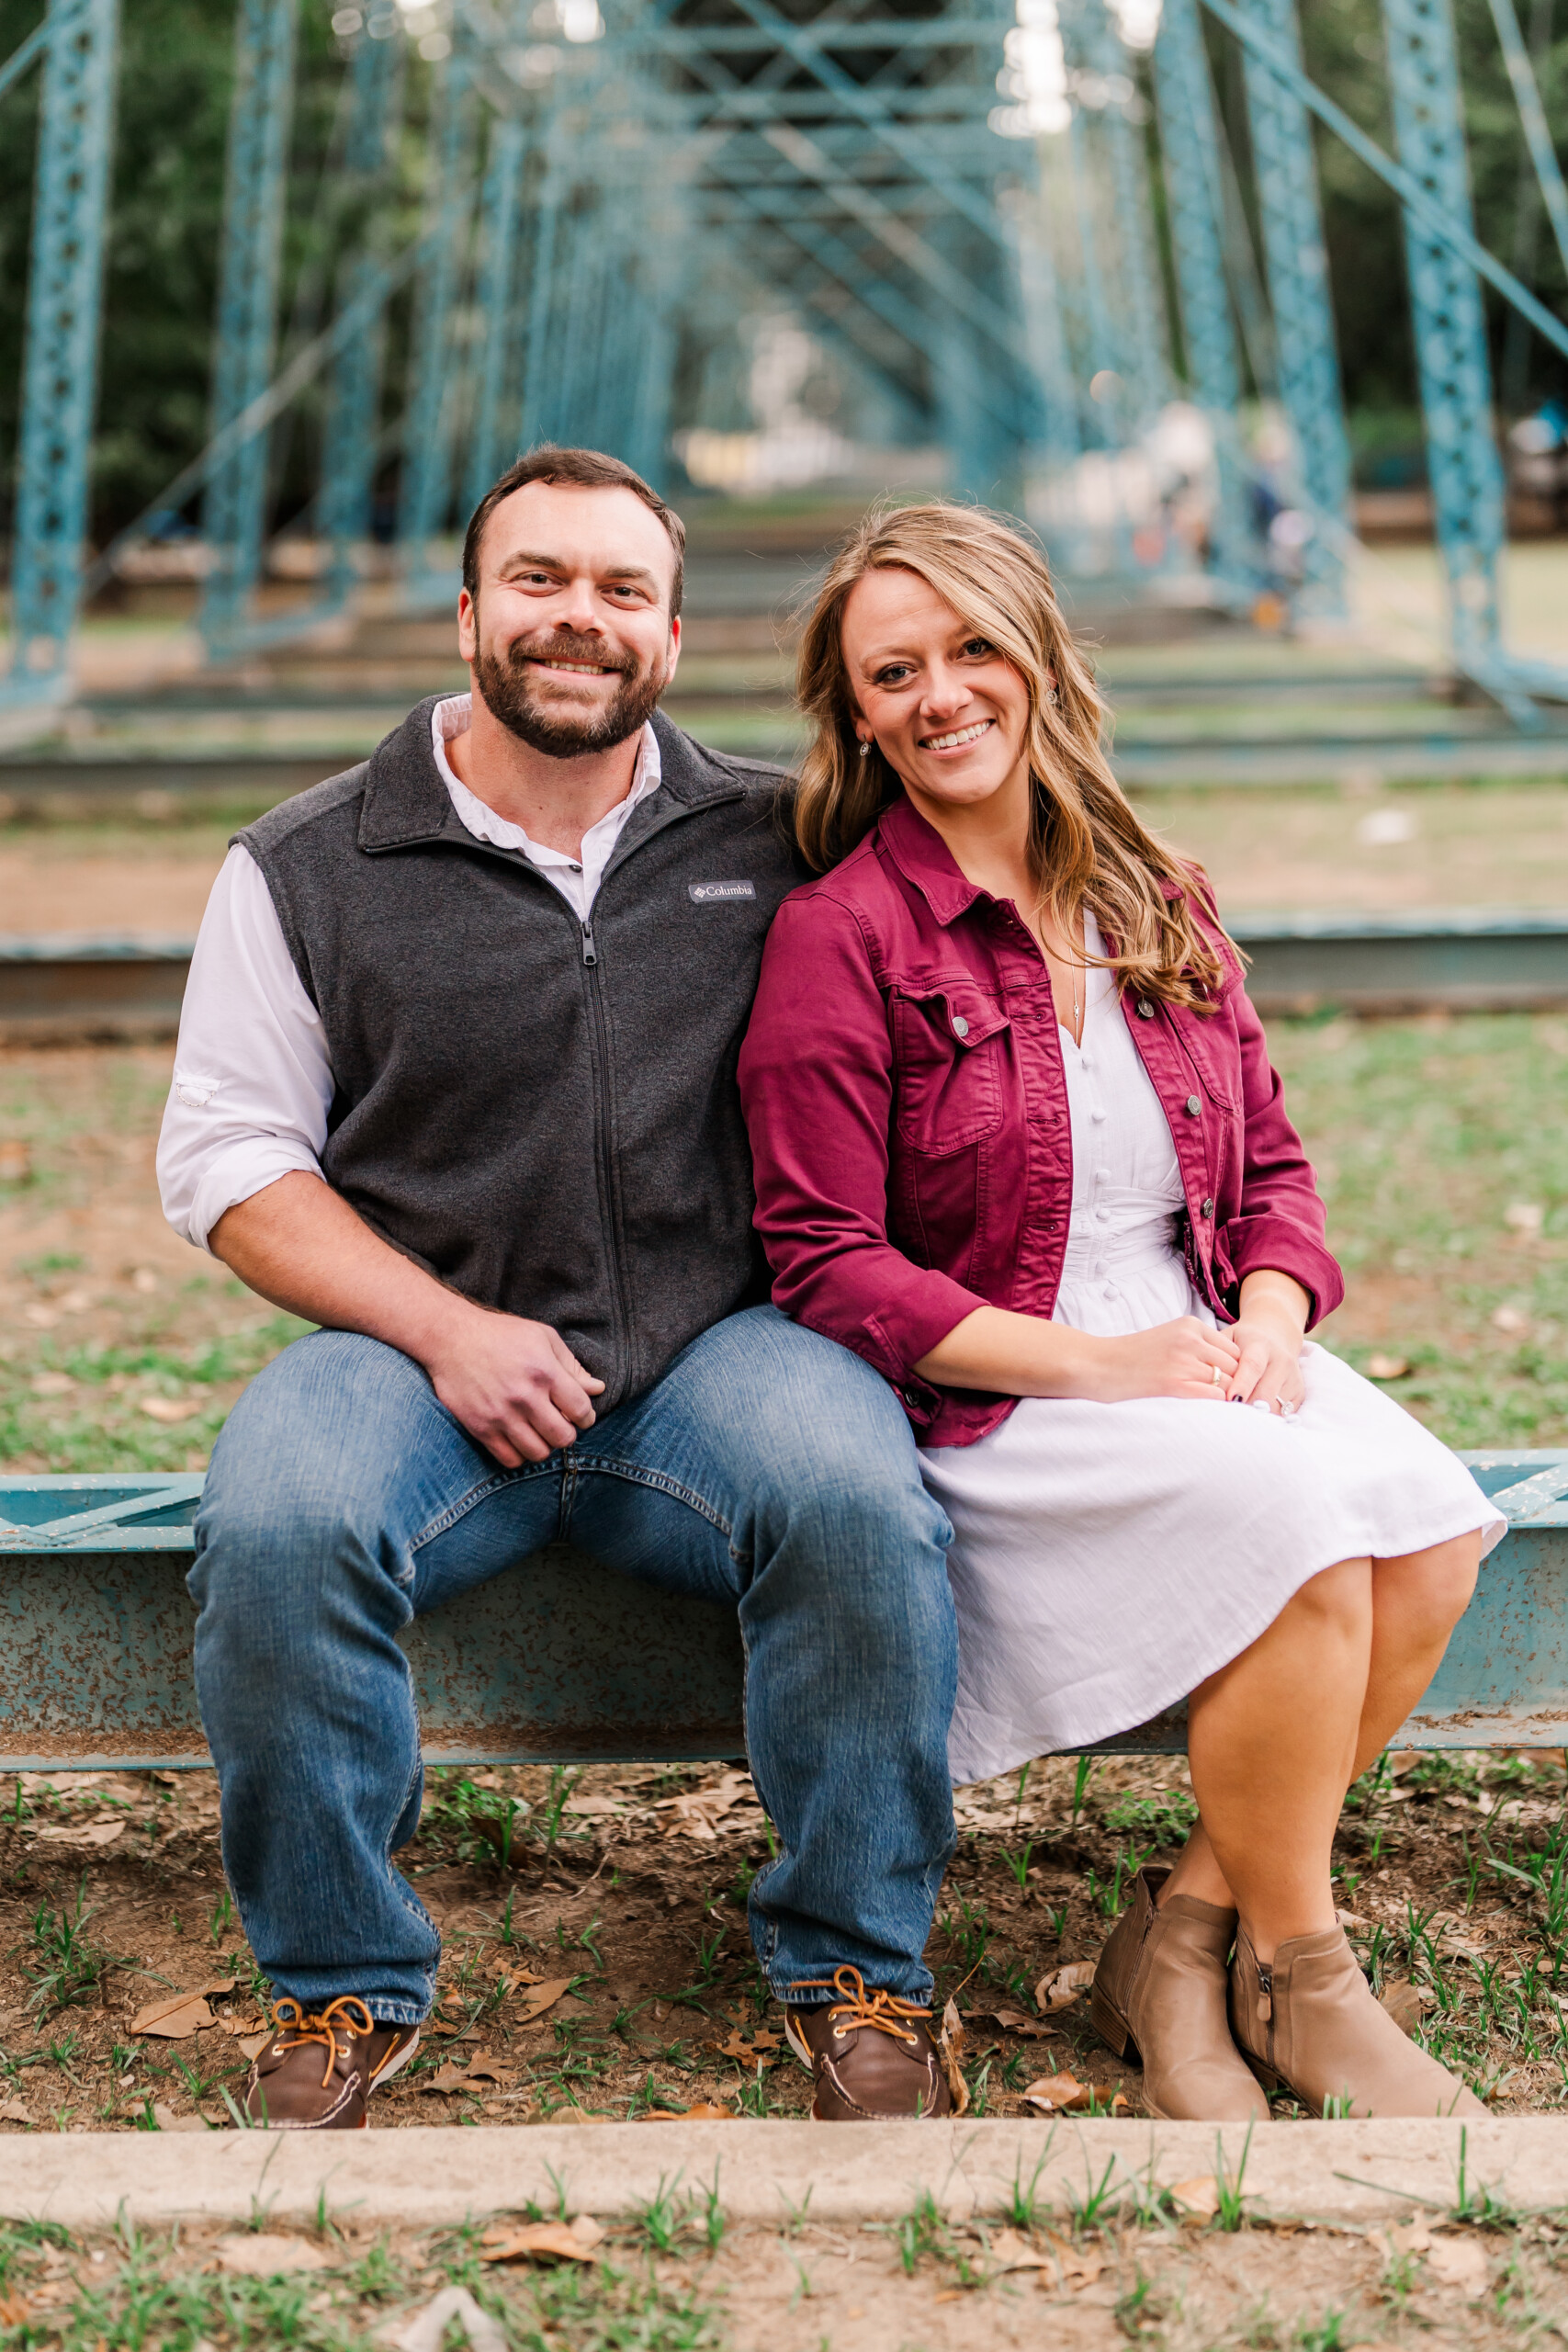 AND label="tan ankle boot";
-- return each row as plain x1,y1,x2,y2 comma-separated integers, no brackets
1090,1867,1269,2121
1230,1925,1486,2119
